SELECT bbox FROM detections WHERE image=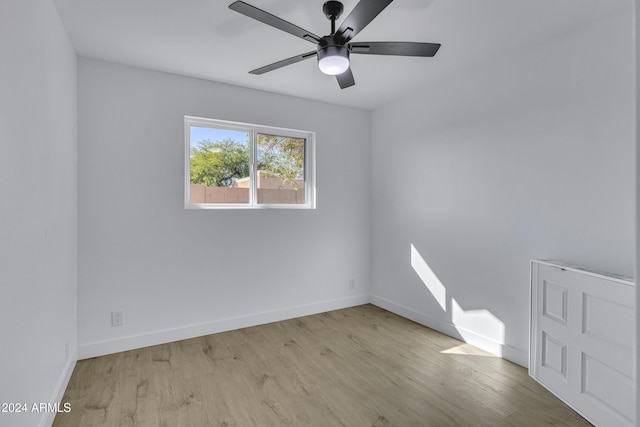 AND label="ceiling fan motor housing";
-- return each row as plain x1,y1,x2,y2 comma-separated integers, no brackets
317,35,350,56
